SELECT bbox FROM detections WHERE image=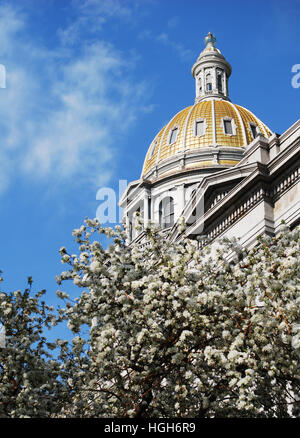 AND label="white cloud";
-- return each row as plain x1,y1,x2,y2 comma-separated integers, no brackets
0,2,148,194
0,4,24,54
58,0,134,47
138,28,193,62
